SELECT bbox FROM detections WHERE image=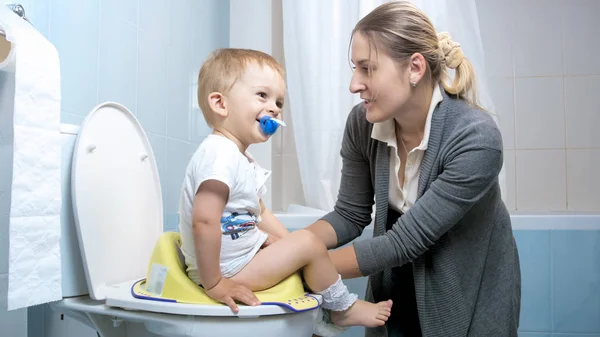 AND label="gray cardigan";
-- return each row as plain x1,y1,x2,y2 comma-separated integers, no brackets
321,89,521,337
